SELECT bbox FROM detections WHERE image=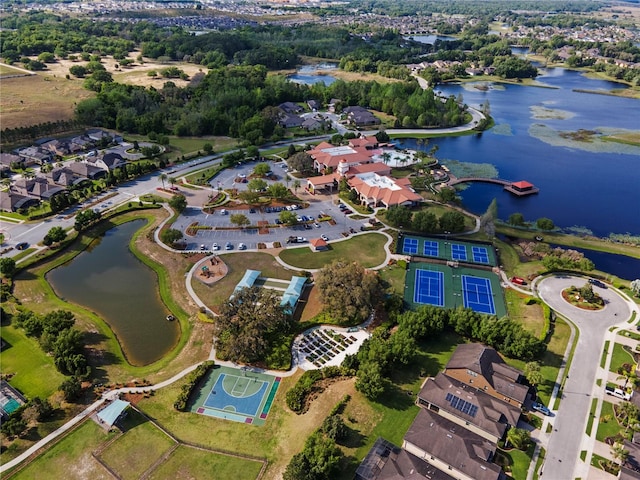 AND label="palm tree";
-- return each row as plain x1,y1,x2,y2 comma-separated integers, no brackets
293,179,301,194
381,152,391,165
524,361,544,391
168,176,177,188
159,173,167,189
611,441,629,470
506,428,530,450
